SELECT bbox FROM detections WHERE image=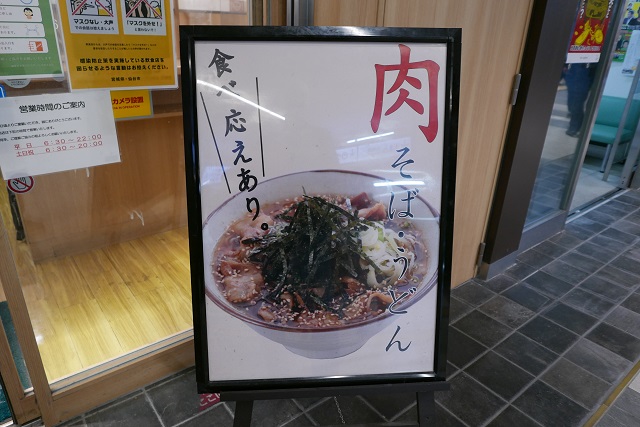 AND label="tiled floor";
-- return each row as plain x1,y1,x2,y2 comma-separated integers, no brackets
39,189,640,426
